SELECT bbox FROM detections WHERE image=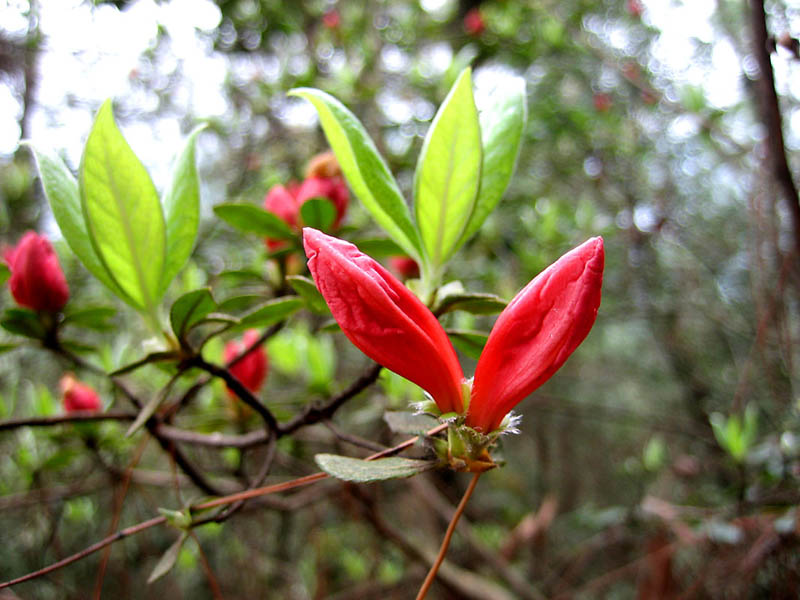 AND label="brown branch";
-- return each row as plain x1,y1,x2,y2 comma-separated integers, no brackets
0,411,136,432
